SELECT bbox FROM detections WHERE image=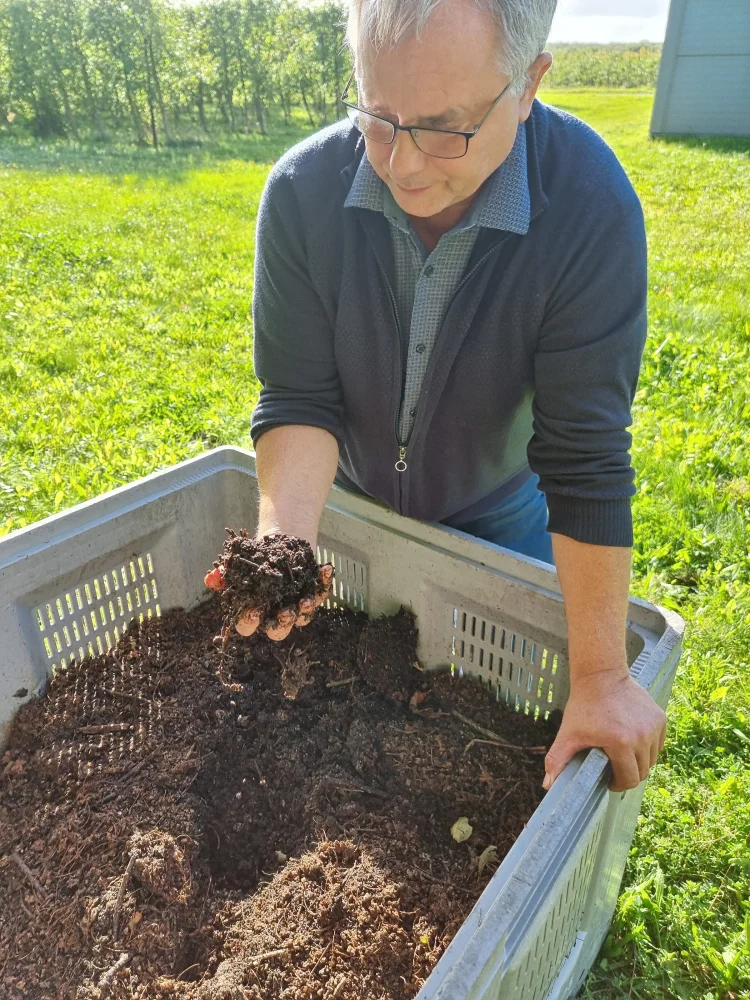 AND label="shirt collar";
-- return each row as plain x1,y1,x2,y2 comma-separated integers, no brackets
344,122,531,236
